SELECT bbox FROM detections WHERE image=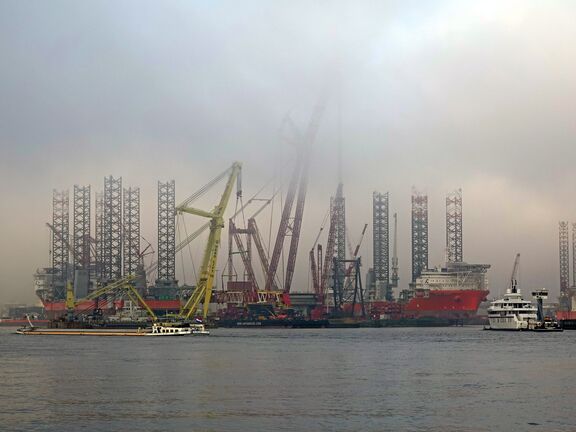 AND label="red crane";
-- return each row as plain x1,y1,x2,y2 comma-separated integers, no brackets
265,100,326,293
